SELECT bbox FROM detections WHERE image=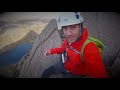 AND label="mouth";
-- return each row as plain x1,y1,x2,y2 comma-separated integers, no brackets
66,36,75,42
